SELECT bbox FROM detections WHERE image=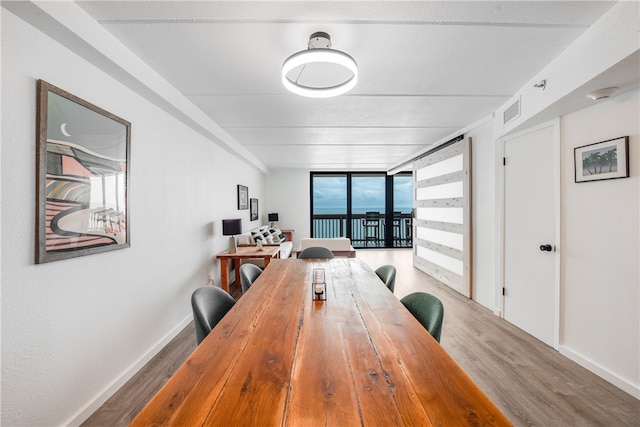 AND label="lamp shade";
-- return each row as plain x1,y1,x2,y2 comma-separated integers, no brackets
222,219,242,236
268,213,279,222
